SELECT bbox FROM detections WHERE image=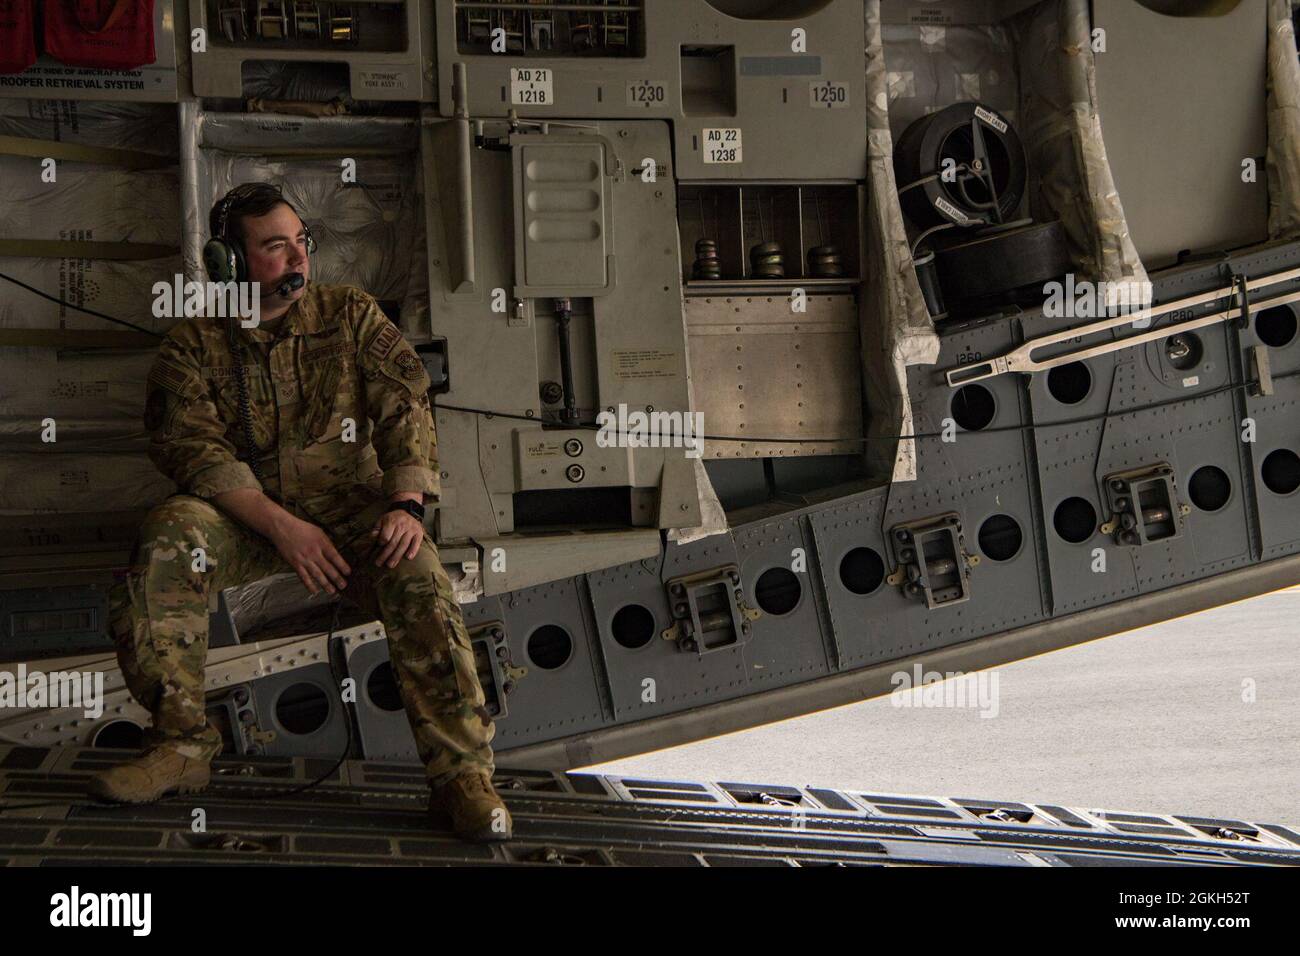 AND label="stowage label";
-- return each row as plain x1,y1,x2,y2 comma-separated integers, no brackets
612,348,679,380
